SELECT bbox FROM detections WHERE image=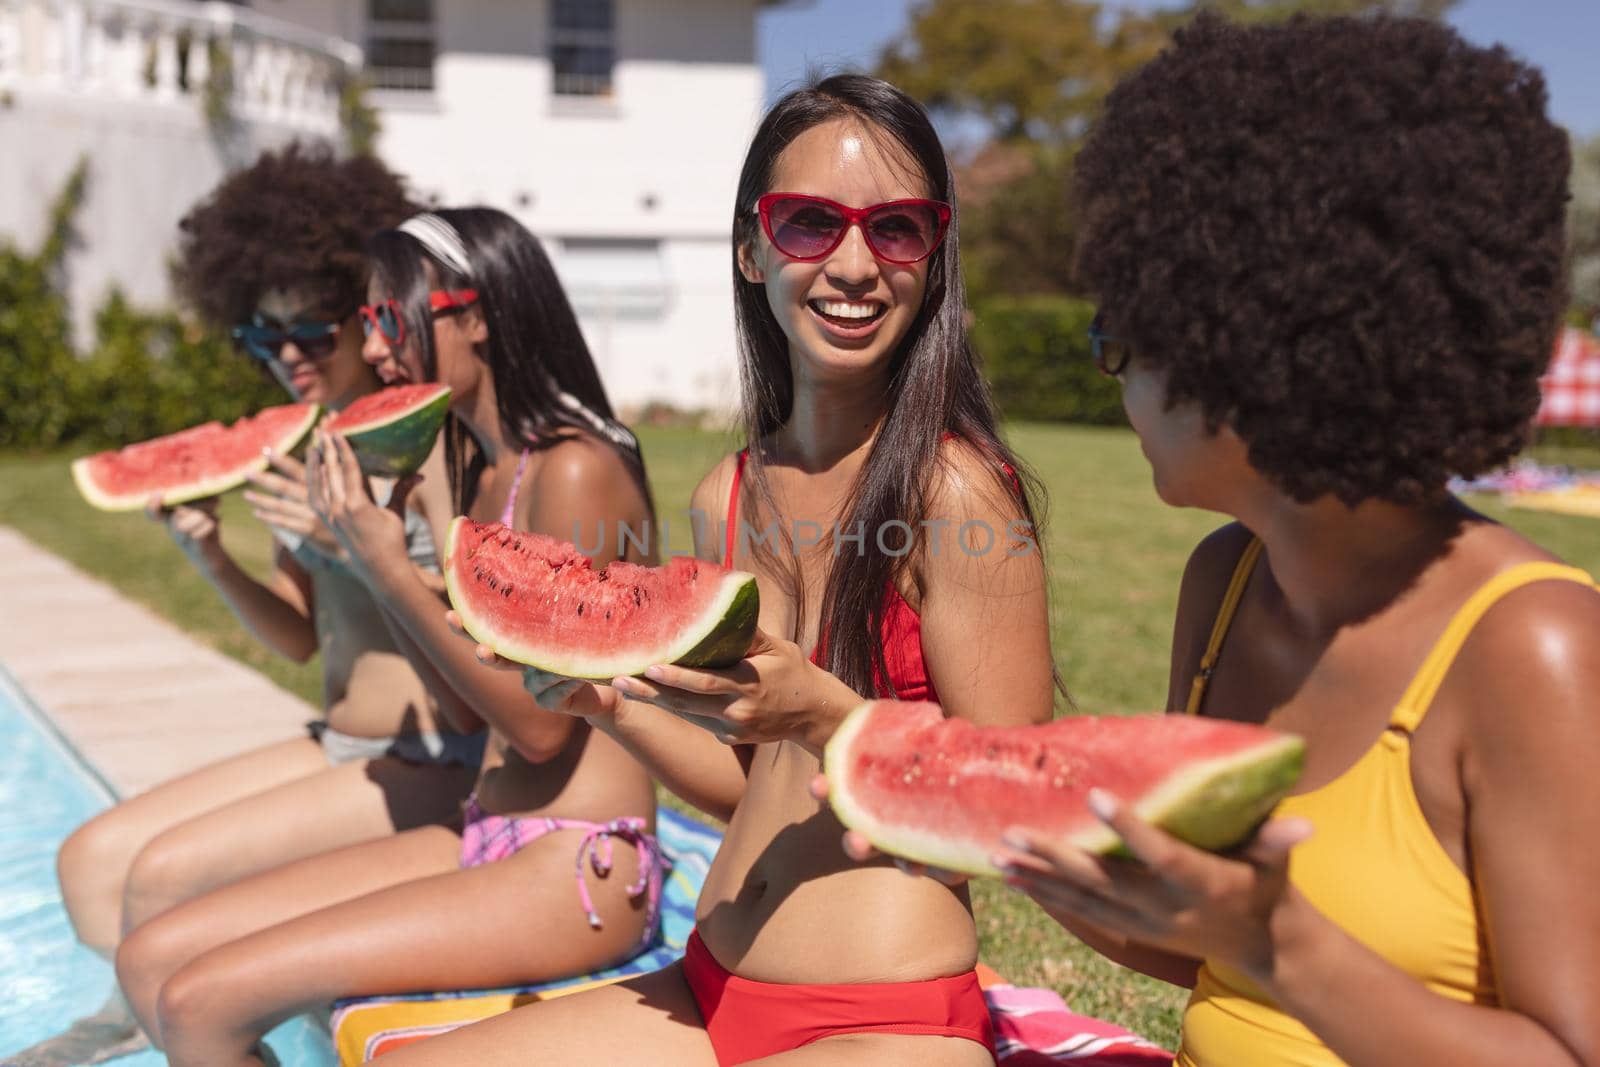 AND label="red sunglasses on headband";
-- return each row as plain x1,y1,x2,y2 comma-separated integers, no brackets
756,193,951,265
359,289,479,348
